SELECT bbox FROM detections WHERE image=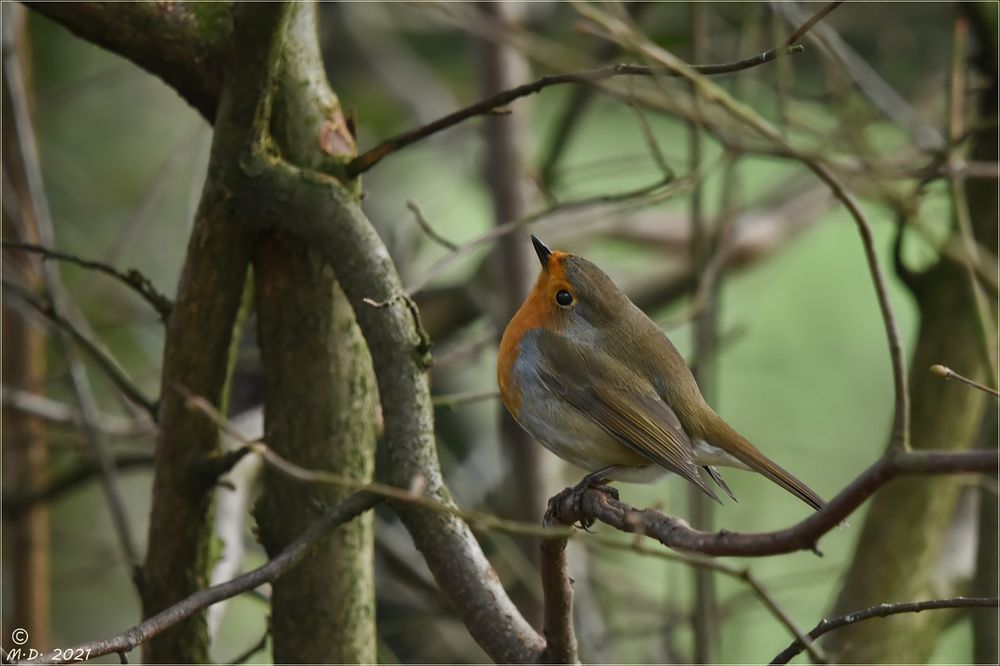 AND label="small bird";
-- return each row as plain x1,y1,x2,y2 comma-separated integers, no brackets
497,235,825,512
